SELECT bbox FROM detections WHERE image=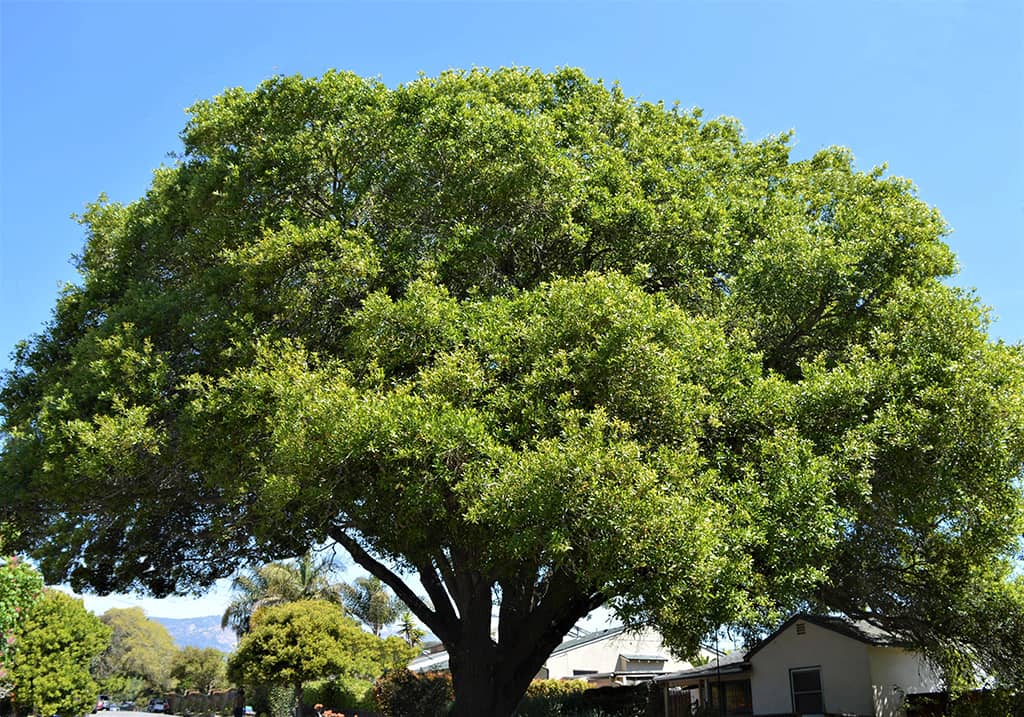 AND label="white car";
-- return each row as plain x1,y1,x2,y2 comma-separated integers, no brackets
148,700,167,713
